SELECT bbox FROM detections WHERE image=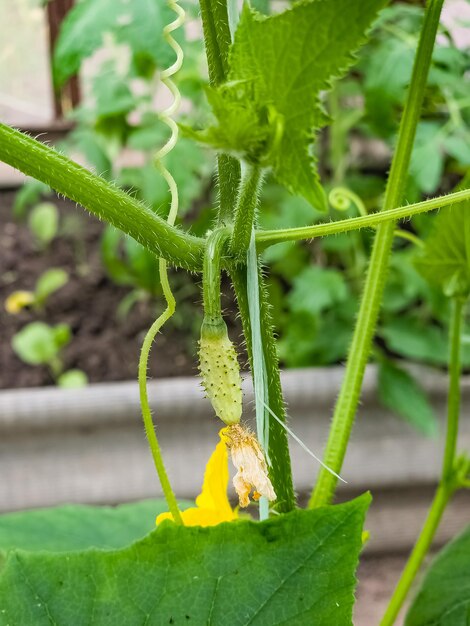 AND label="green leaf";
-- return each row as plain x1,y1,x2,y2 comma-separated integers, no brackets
124,237,160,294
0,500,190,554
53,0,179,87
311,306,356,365
409,122,444,194
92,65,136,118
28,202,59,247
381,317,448,366
378,359,438,436
405,523,470,625
100,226,135,286
65,127,113,180
121,137,213,215
195,0,386,210
278,310,319,366
444,131,470,166
415,202,470,298
288,266,348,316
12,322,64,366
0,495,370,625
382,252,430,314
35,269,69,305
53,324,72,350
57,369,89,389
13,179,50,219
362,38,415,137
